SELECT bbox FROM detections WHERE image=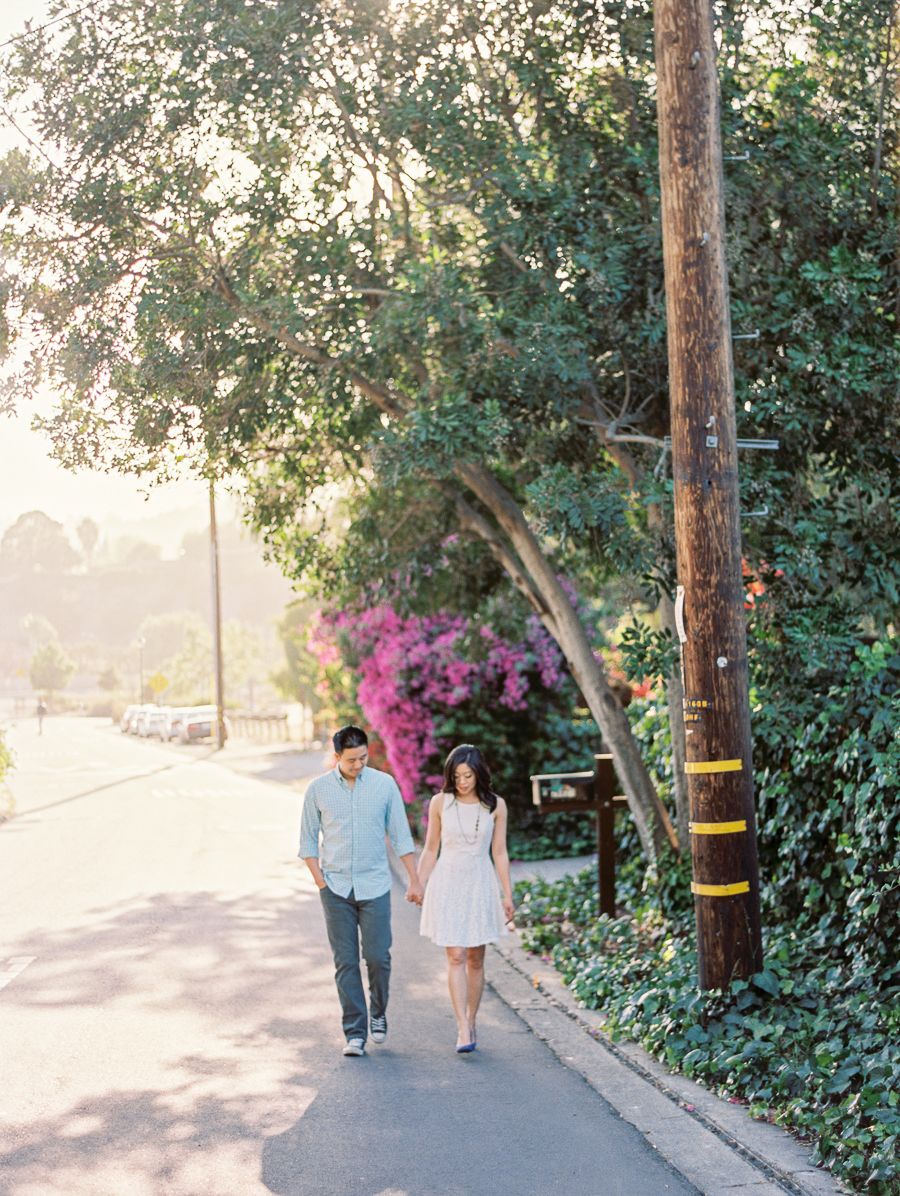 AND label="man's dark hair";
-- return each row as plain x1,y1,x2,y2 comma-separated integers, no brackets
333,725,368,754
